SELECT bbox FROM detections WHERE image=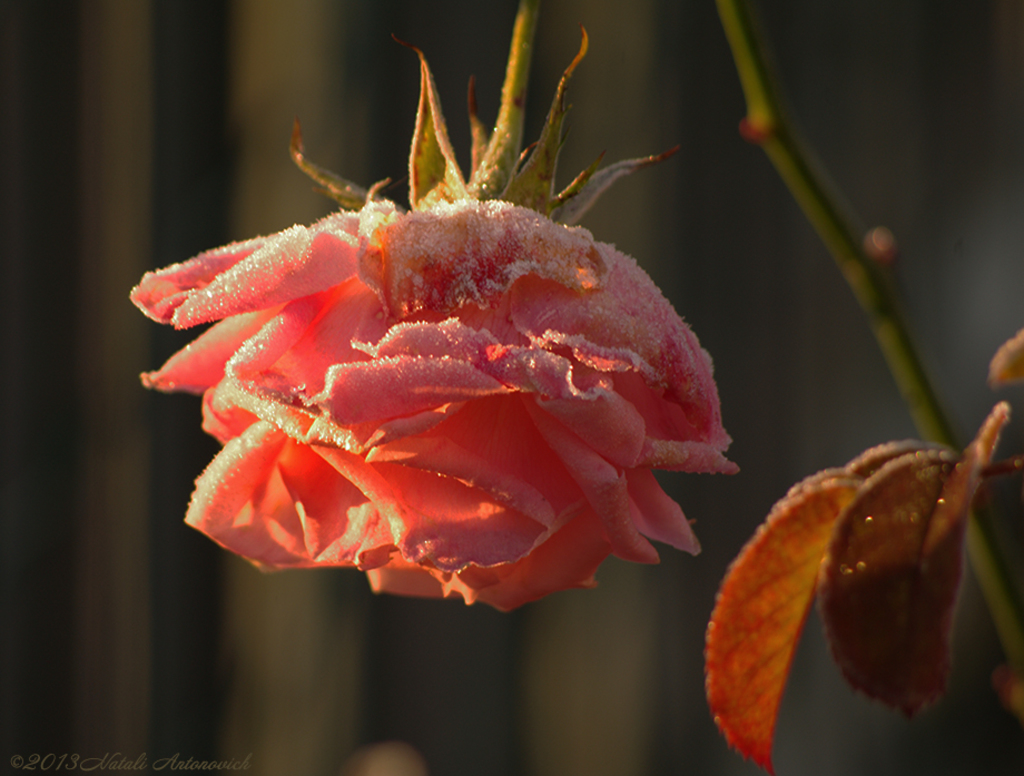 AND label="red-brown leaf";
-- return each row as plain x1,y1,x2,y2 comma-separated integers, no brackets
819,403,1009,715
706,474,860,773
